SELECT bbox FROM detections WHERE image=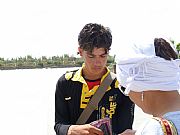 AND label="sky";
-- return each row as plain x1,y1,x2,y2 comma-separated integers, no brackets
0,0,180,59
